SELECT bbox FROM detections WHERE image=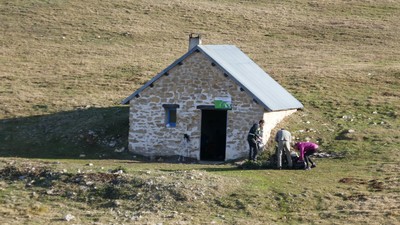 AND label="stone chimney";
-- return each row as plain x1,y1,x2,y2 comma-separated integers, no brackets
188,33,202,51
